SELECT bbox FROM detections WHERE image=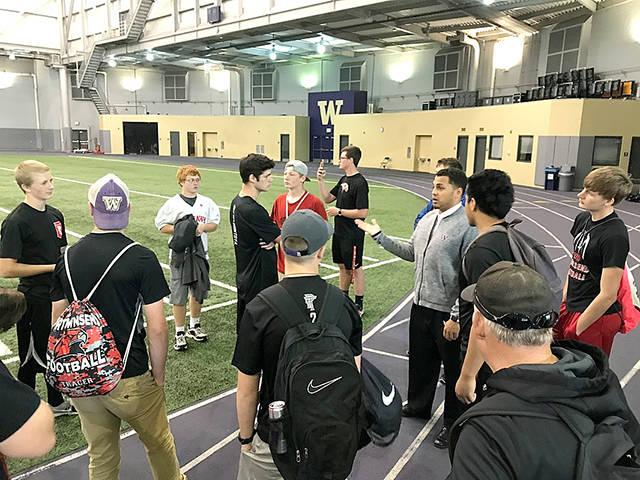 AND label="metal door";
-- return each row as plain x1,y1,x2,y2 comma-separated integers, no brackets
170,131,180,156
473,136,487,173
